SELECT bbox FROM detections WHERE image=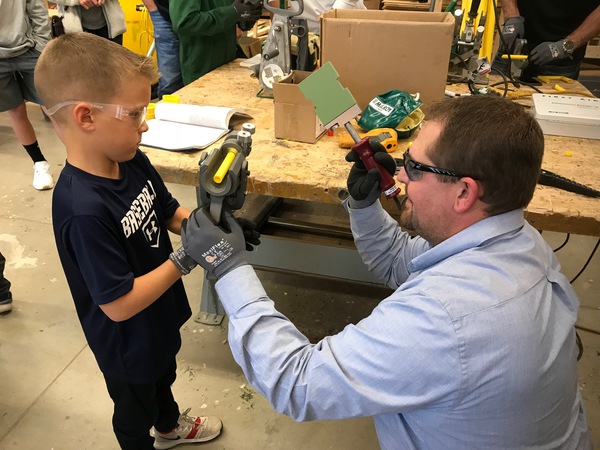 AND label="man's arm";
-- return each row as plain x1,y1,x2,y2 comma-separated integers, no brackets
216,265,461,421
170,3,238,37
501,0,520,19
567,5,600,50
